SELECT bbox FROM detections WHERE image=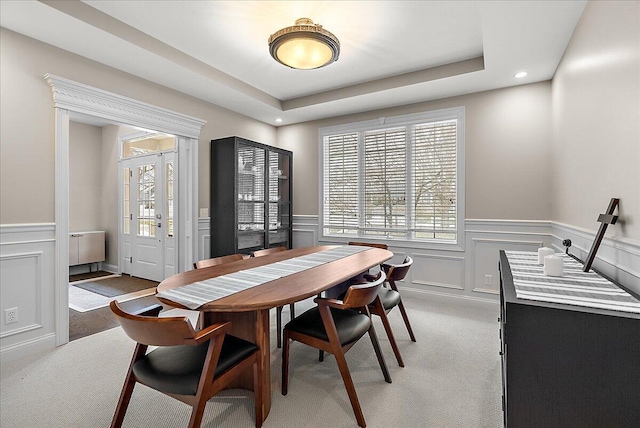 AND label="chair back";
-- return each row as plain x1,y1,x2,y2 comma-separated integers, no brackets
194,253,244,269
342,271,386,309
251,246,287,257
110,300,198,347
348,241,388,250
384,256,413,282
